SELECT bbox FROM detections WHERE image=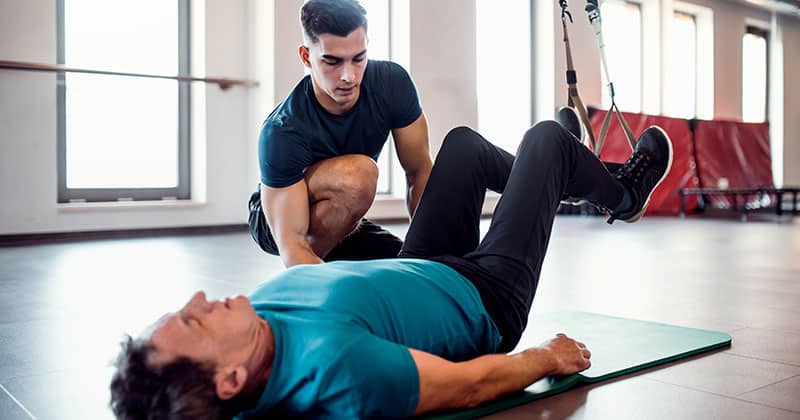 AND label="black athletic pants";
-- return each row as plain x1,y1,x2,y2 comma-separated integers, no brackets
398,122,626,352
